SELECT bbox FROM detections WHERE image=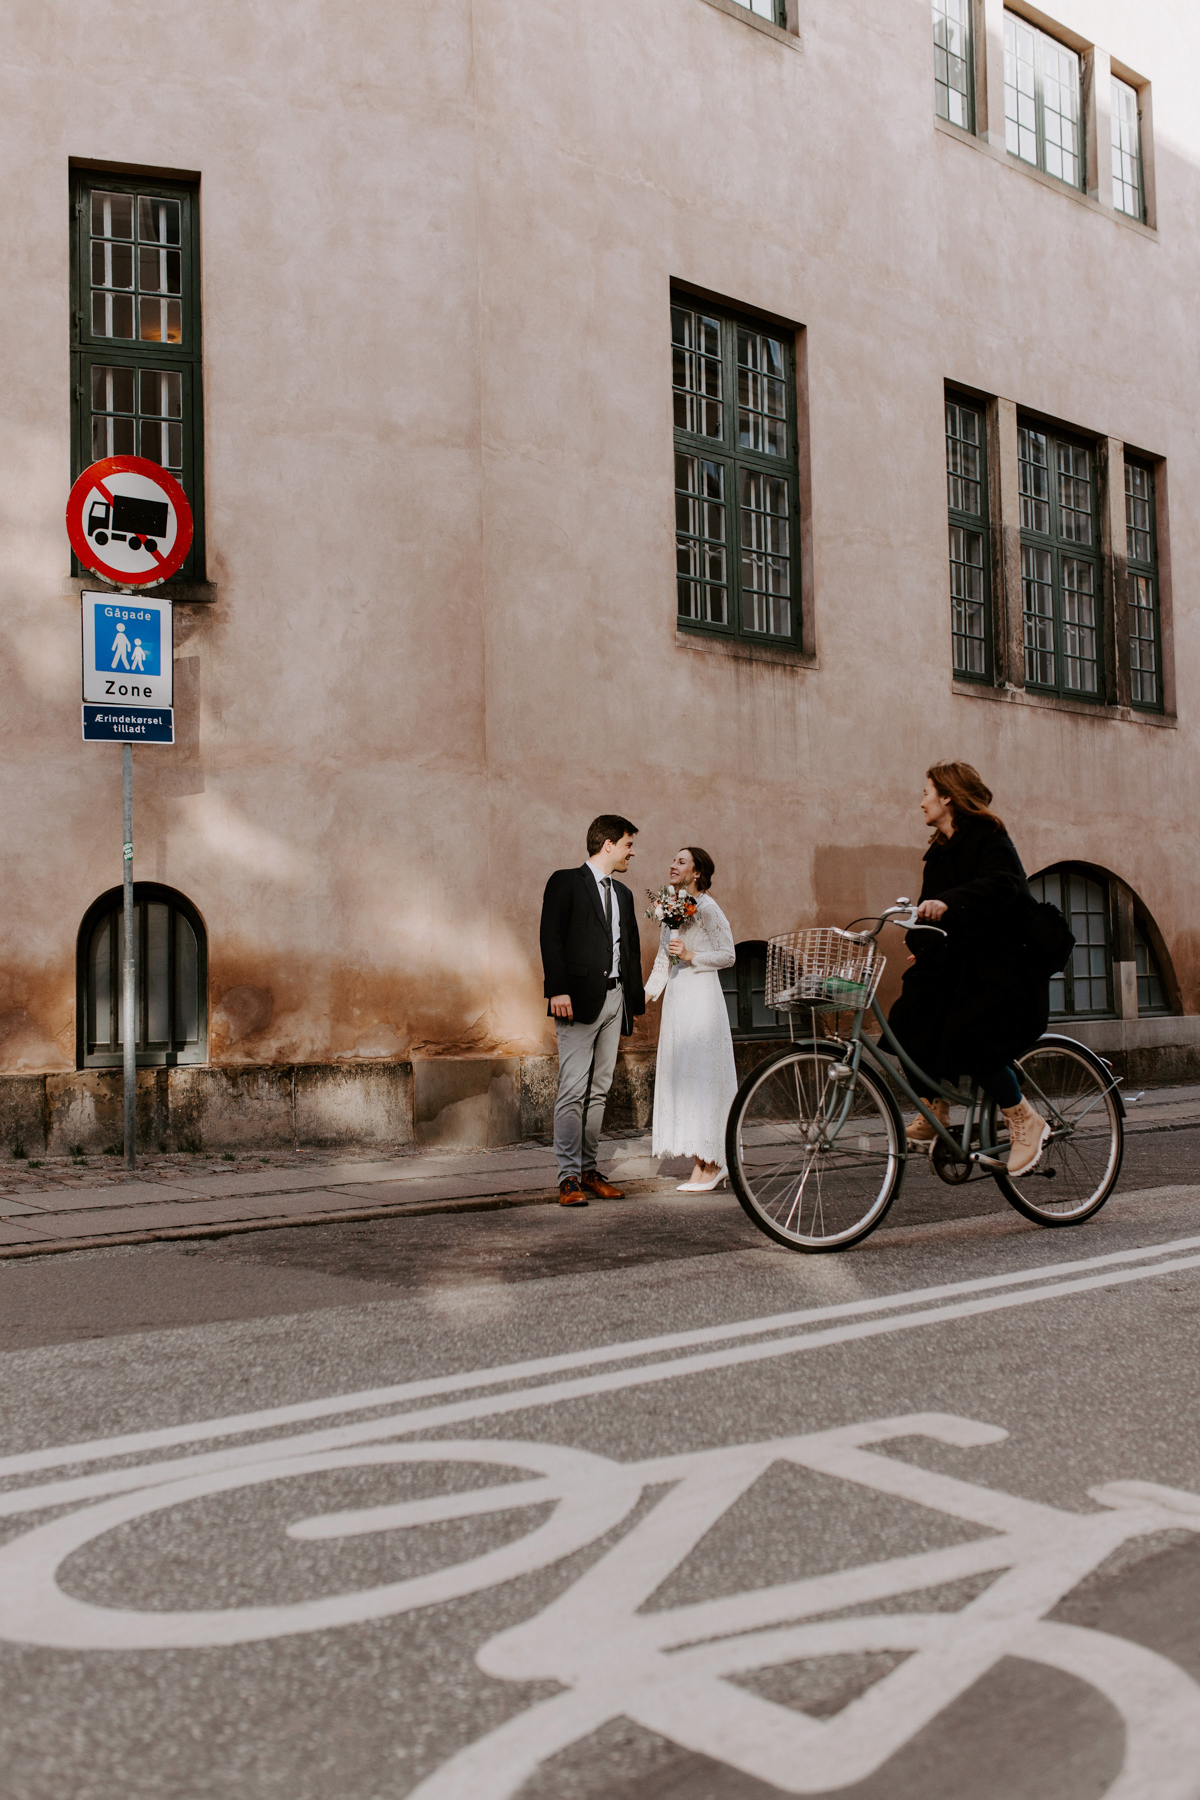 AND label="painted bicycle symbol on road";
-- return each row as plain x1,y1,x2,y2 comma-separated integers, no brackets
1,1411,1199,1797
